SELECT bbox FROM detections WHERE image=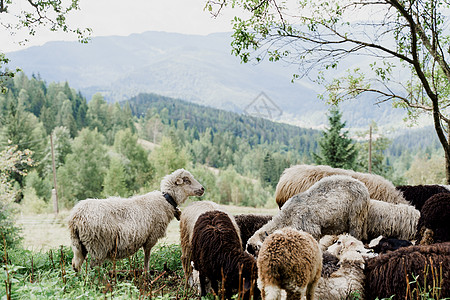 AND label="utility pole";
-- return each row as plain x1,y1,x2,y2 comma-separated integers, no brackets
50,133,59,214
368,125,372,174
